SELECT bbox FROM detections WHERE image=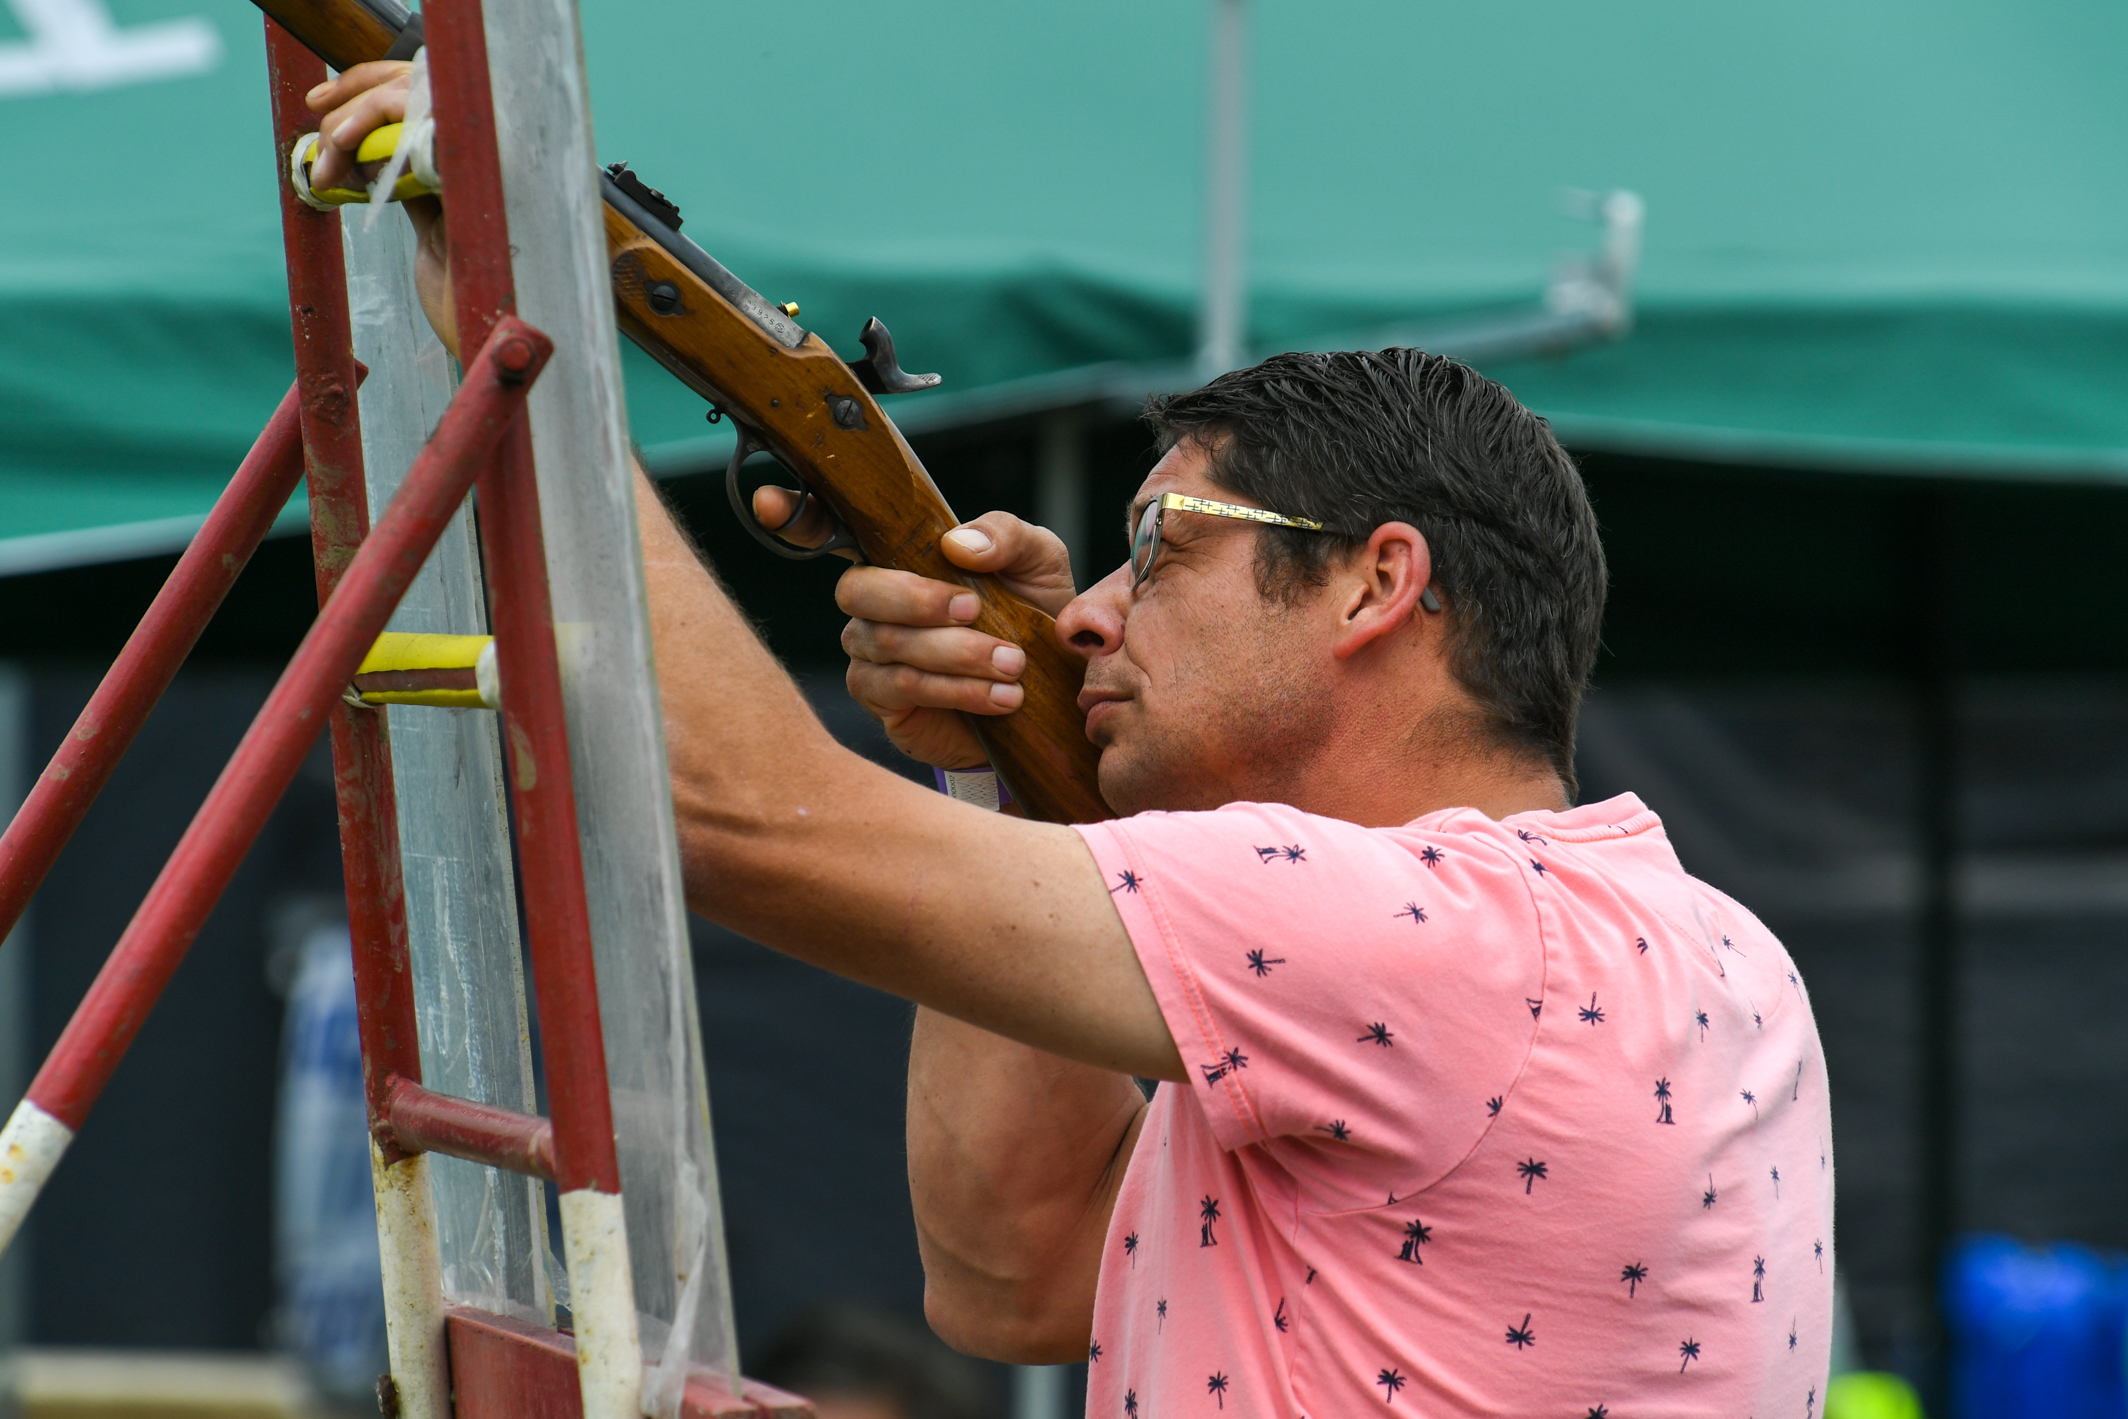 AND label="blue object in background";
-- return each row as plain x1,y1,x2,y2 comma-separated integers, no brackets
1945,1234,2128,1419
274,924,389,1404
